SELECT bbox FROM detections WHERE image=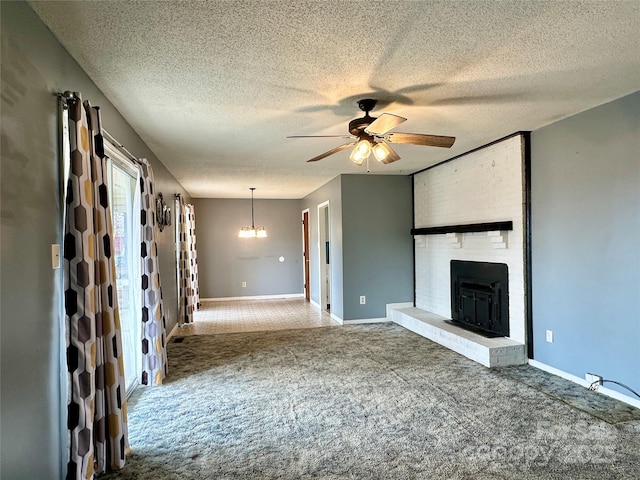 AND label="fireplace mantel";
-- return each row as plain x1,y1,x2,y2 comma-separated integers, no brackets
411,221,513,236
